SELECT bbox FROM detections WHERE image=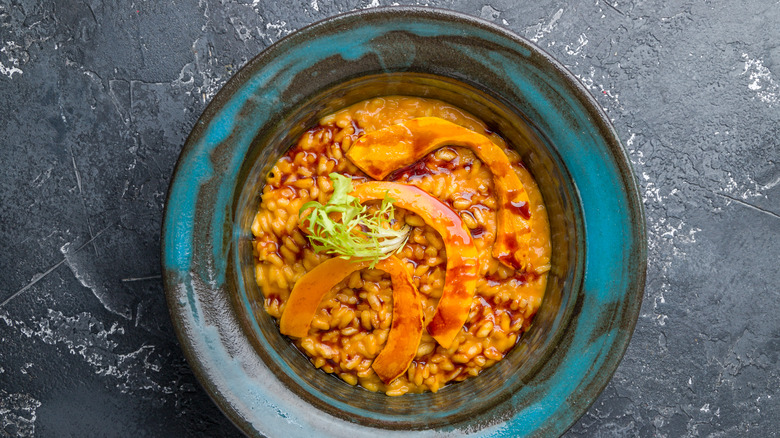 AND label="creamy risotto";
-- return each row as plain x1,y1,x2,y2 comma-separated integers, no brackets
251,96,551,396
